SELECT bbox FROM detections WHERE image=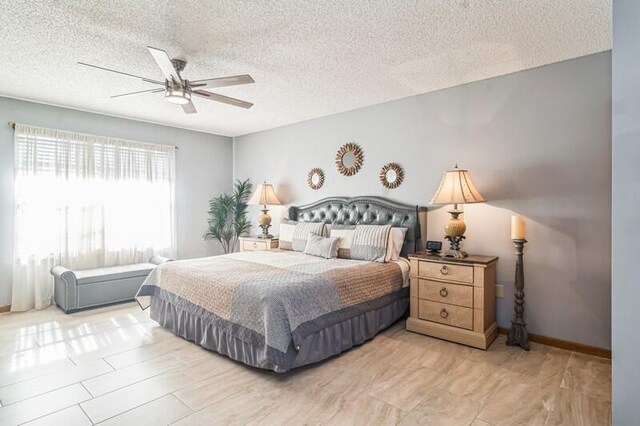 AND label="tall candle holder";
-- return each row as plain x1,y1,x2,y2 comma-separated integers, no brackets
506,238,530,351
